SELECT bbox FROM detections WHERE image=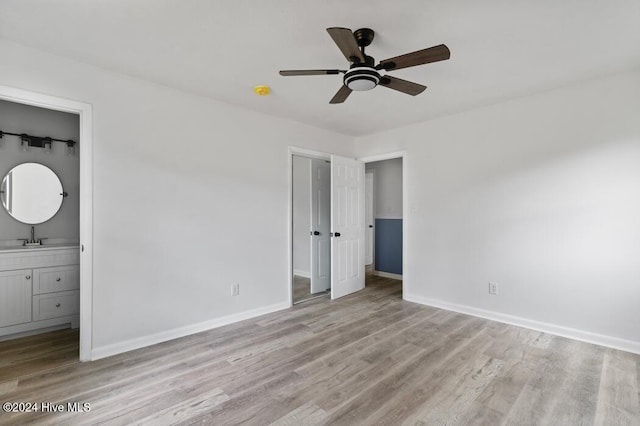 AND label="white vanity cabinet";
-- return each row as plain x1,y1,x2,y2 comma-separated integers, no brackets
0,246,80,338
0,269,32,328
